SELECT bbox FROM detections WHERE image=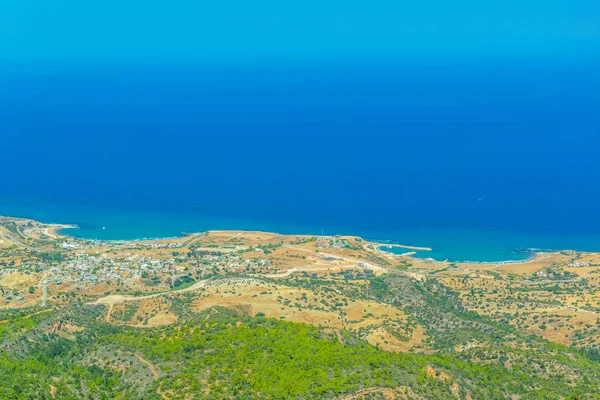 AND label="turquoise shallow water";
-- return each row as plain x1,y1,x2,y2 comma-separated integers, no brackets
365,228,600,262
378,246,415,255
2,198,600,263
